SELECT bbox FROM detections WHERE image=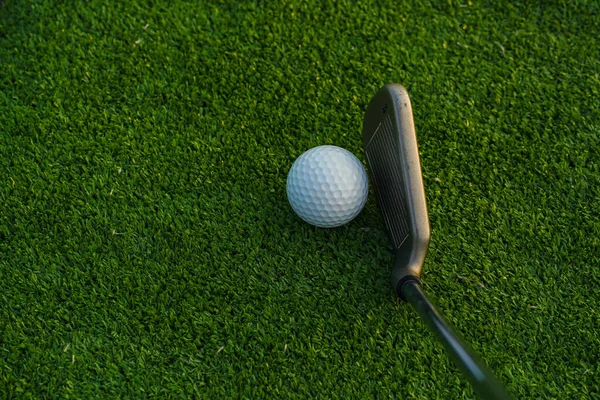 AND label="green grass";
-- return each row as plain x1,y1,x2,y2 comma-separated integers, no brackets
1,0,599,398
